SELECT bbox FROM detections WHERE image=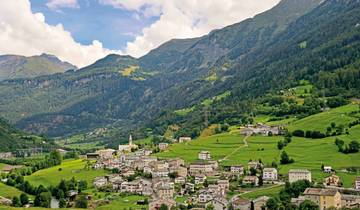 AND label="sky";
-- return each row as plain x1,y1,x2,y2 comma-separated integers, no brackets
0,0,280,67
